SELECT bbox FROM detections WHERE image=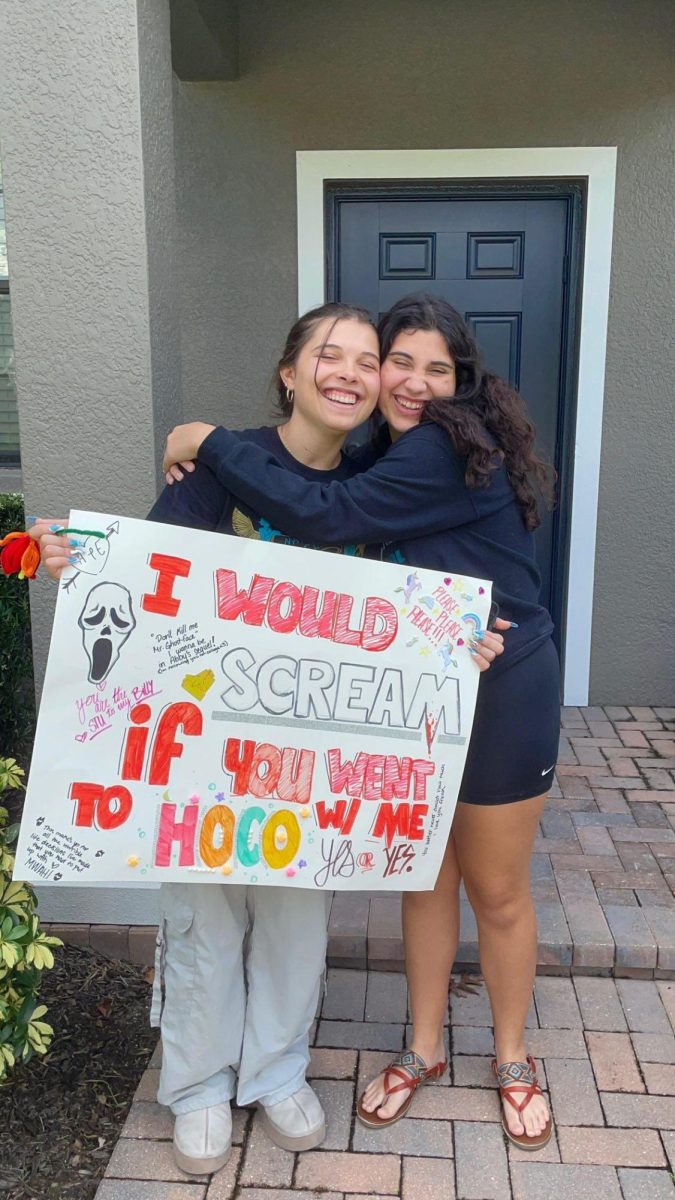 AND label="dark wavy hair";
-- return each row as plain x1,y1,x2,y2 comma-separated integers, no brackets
378,295,555,531
275,302,377,417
